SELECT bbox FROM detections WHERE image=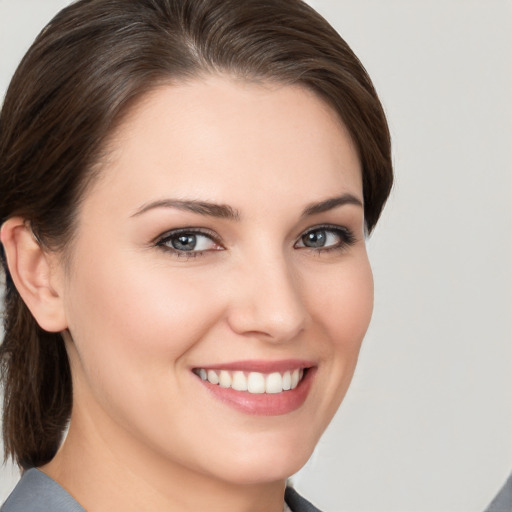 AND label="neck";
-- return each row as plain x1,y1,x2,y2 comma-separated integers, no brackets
41,406,287,512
